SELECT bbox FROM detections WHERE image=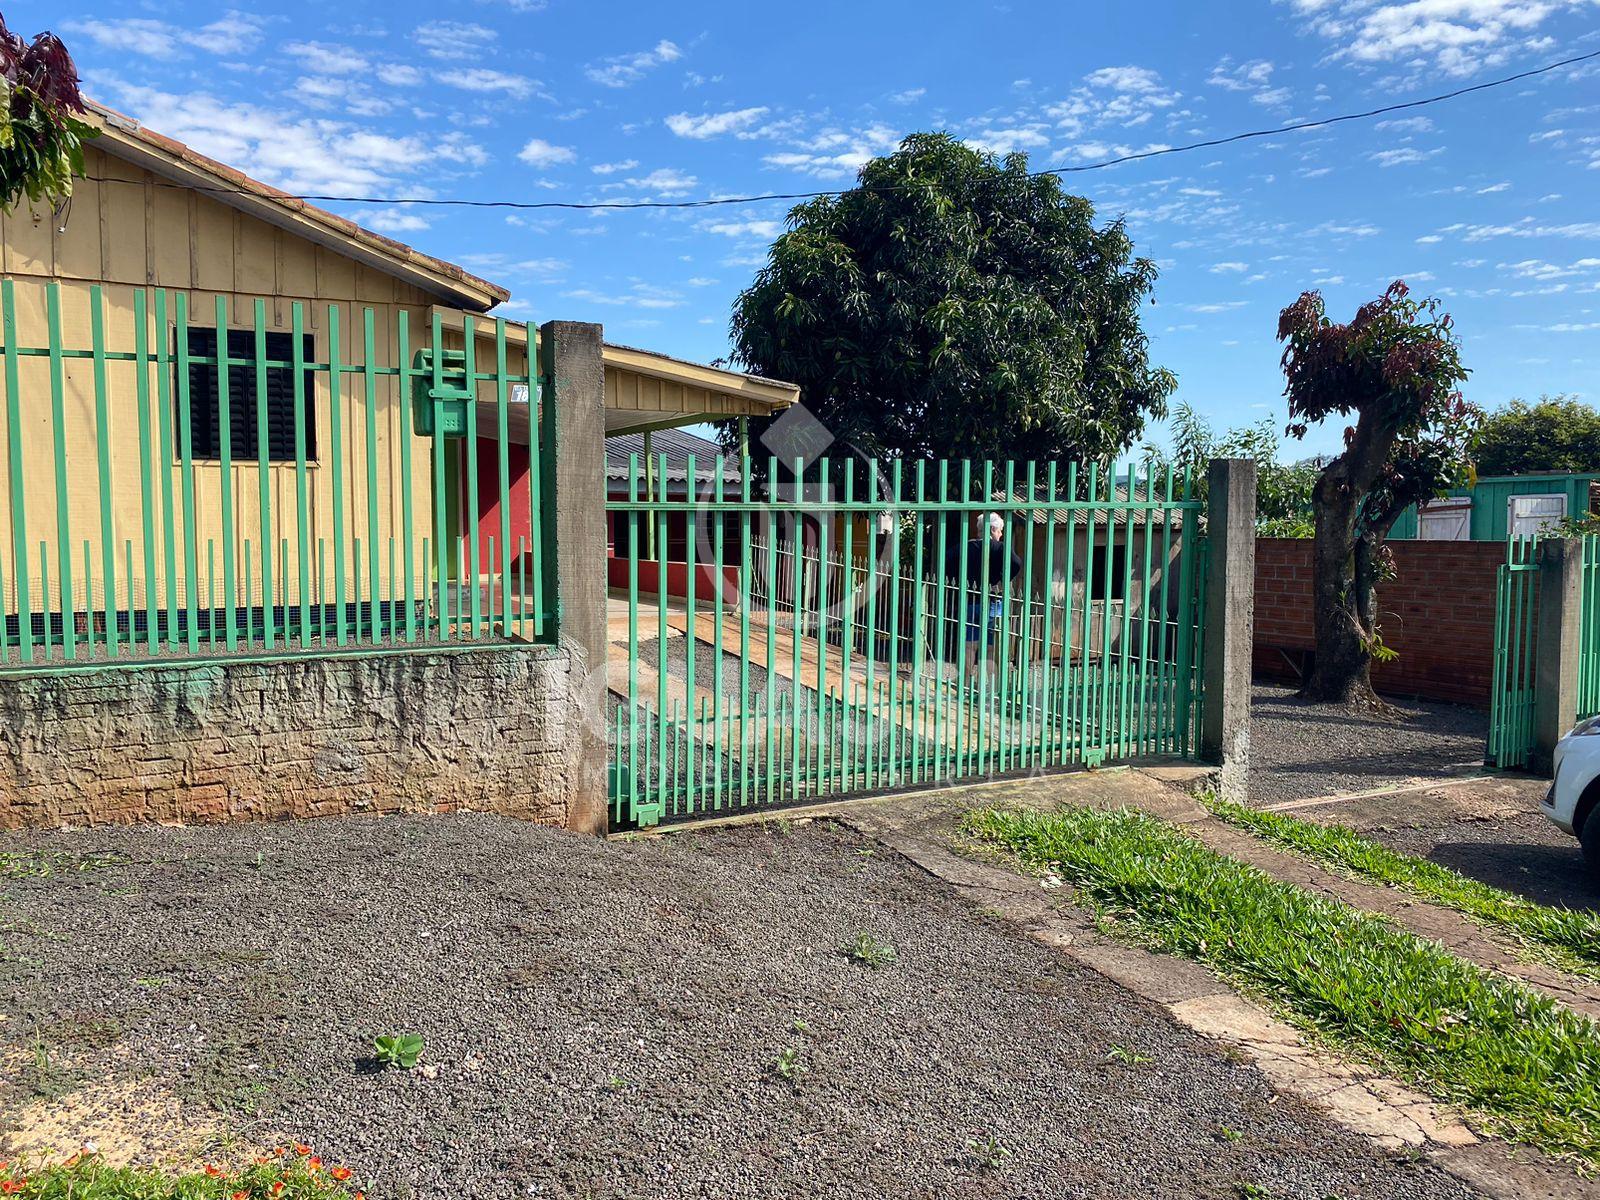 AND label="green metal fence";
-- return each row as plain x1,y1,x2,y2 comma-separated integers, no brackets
1486,537,1541,769
1486,533,1600,768
0,281,554,670
607,455,1208,827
